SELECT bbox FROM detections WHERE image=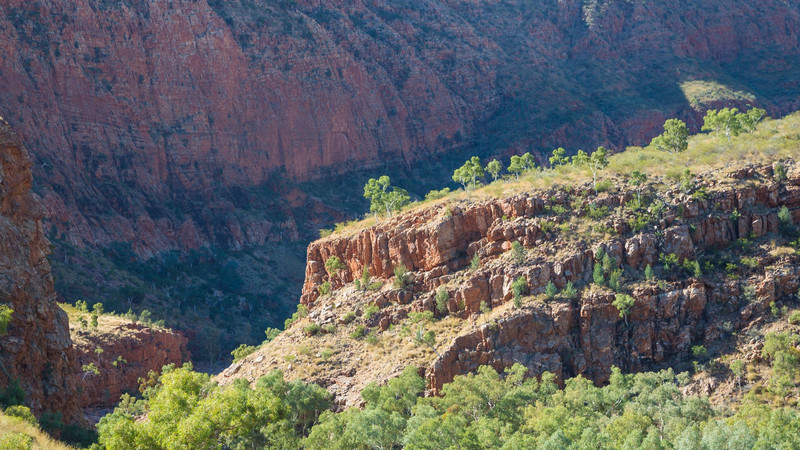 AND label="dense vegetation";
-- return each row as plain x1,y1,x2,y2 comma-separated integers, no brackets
92,338,800,450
